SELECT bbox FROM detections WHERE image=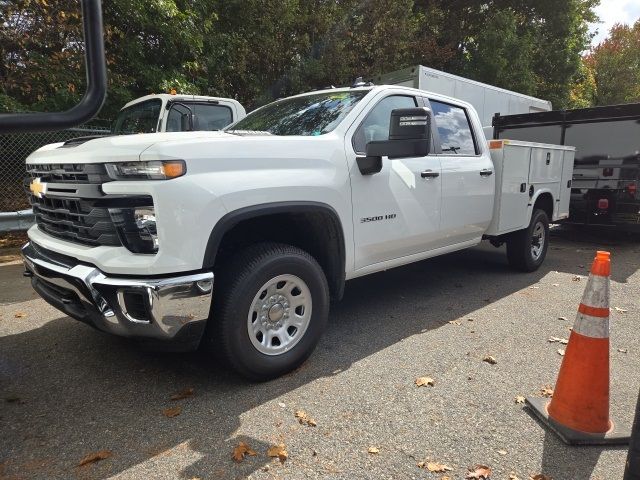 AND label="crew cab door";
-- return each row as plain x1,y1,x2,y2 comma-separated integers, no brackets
346,93,442,270
428,98,494,245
